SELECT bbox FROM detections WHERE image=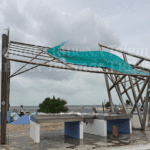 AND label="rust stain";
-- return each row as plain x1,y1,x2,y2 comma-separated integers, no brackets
112,125,118,138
